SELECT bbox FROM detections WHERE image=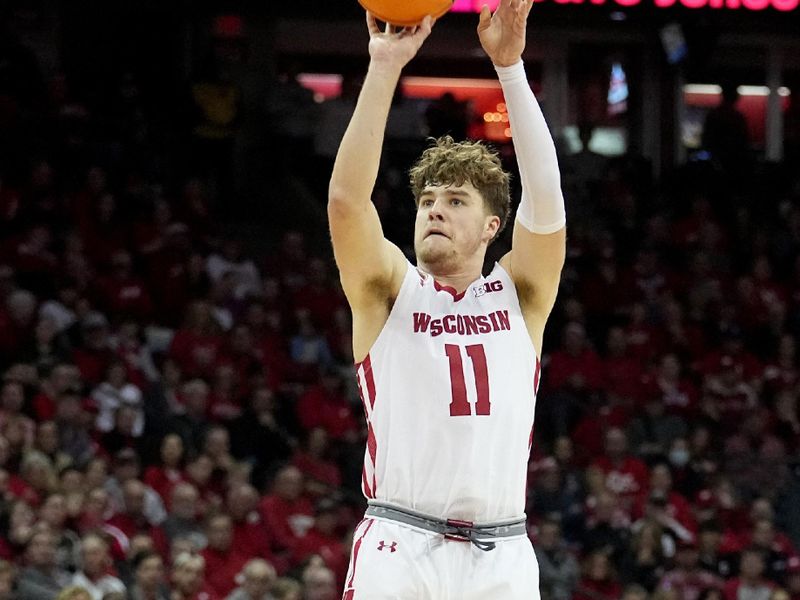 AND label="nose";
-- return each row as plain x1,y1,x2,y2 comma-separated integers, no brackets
427,199,445,220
